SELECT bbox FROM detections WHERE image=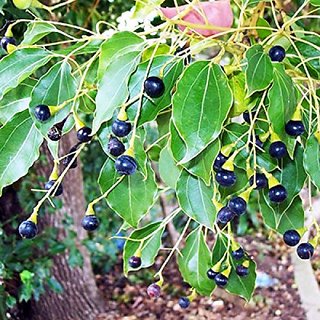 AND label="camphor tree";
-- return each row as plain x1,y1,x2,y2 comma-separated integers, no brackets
0,0,320,311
